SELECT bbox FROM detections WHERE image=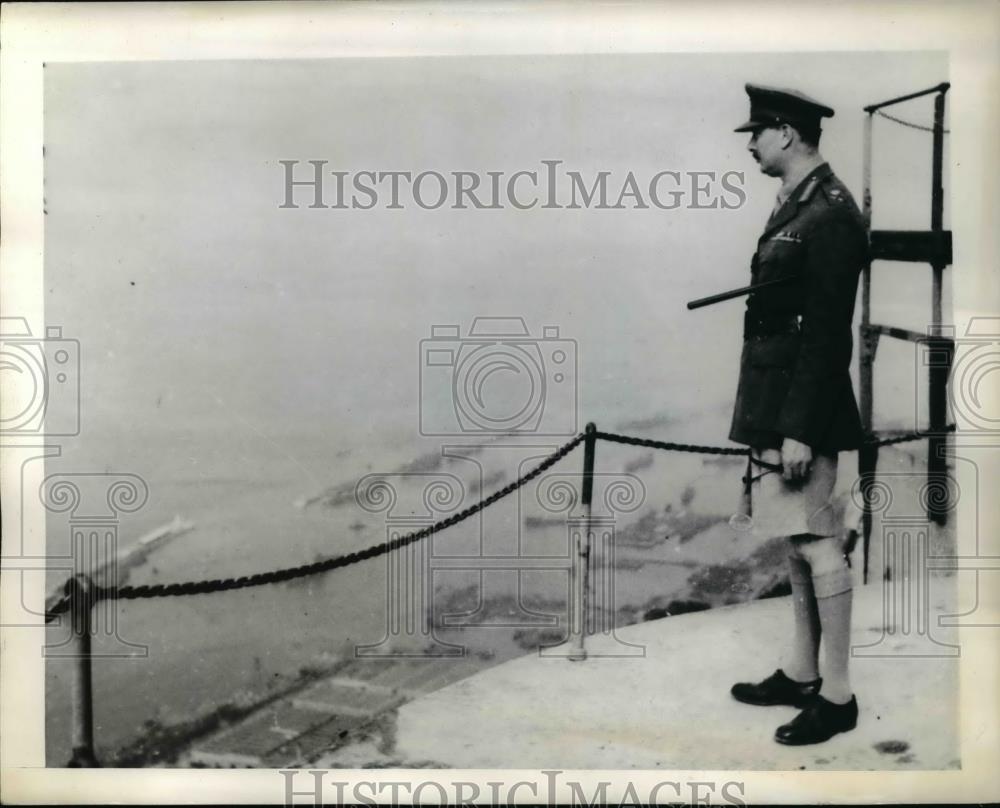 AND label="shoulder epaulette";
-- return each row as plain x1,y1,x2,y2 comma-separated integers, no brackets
799,176,821,202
